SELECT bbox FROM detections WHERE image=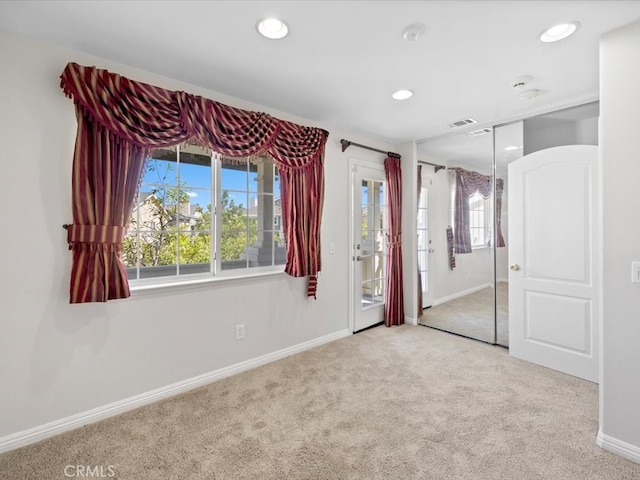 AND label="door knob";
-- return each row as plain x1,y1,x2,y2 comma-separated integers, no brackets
356,255,364,261
510,264,521,271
